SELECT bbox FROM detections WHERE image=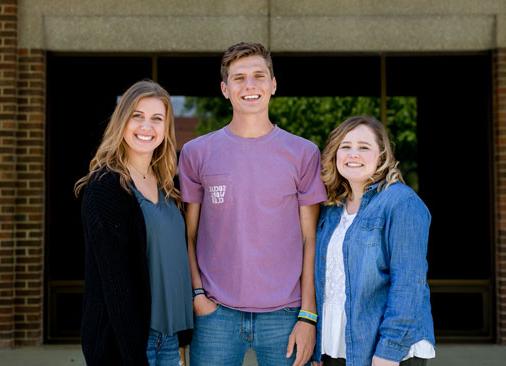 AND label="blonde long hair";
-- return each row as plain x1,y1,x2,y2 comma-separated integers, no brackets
321,115,404,206
74,80,181,206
